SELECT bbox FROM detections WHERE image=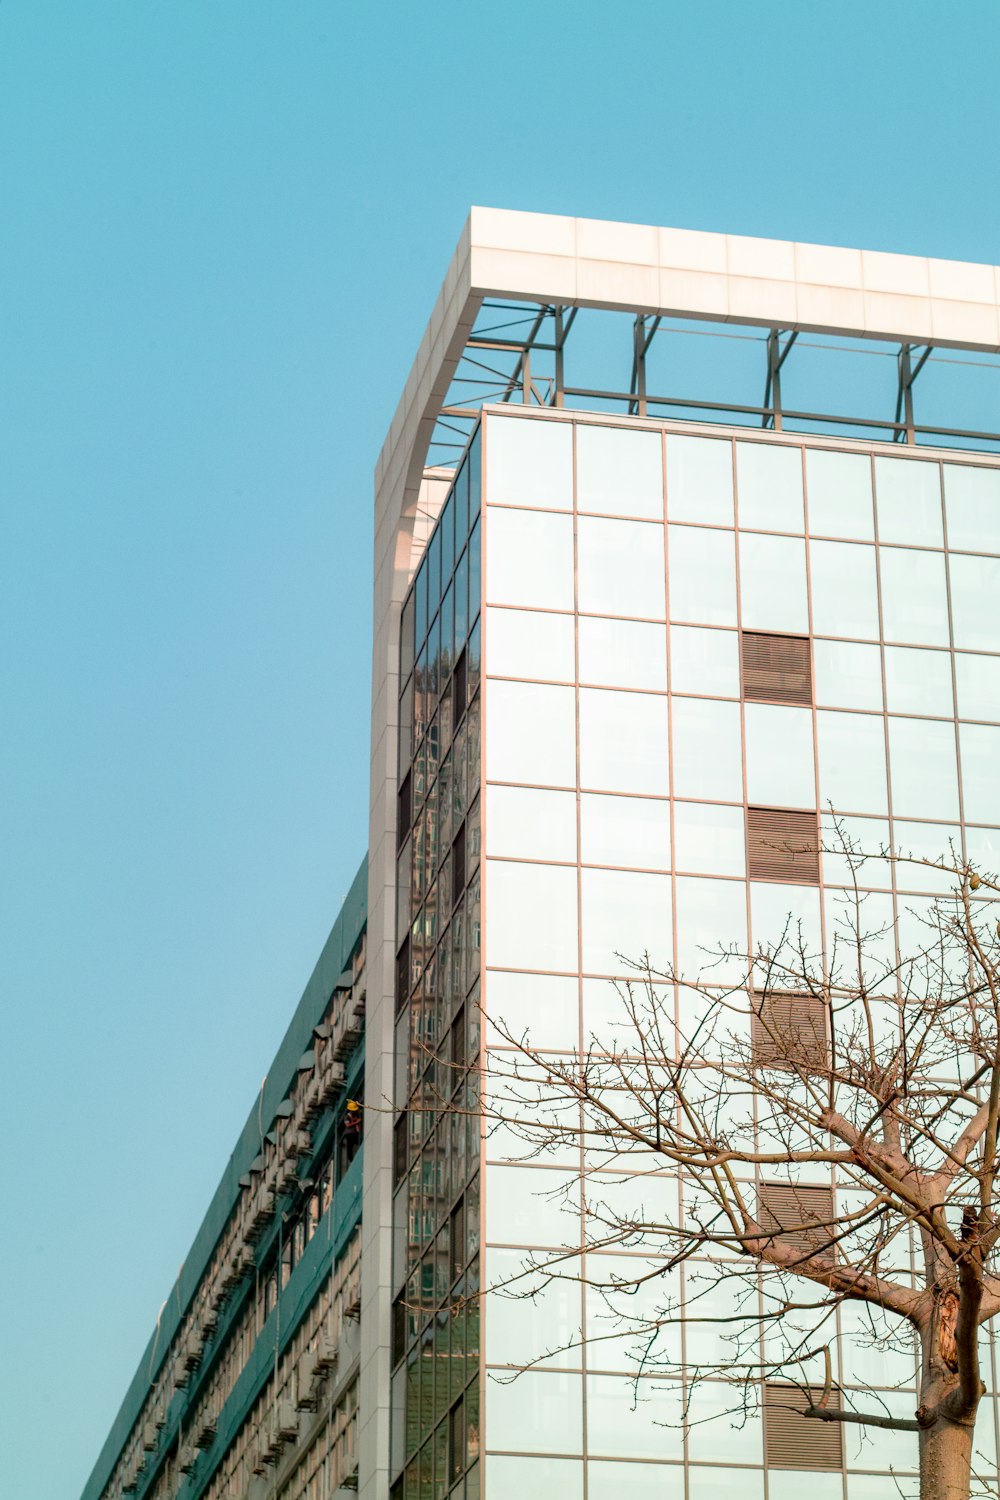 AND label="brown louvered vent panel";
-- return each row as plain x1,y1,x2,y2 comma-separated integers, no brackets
757,1182,835,1262
752,991,828,1069
747,807,819,884
742,631,812,704
763,1382,844,1470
